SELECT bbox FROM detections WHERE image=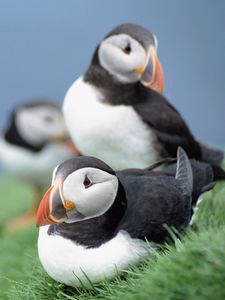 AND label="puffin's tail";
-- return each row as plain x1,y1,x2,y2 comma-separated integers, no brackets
187,159,215,205
198,142,225,181
200,143,224,167
211,165,225,181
